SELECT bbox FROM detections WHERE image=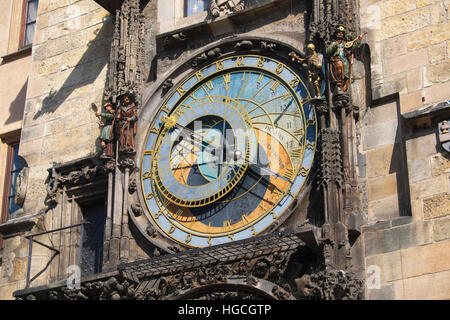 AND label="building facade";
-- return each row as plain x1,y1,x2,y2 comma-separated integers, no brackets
0,0,449,300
